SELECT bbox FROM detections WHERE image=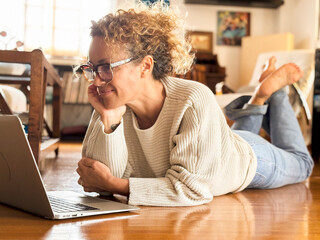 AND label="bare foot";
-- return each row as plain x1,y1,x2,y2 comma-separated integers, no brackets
249,63,303,105
259,56,277,82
